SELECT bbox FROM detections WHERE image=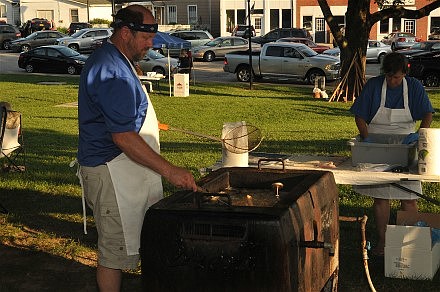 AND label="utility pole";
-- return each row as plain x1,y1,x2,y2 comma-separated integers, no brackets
247,0,253,90
87,0,90,23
